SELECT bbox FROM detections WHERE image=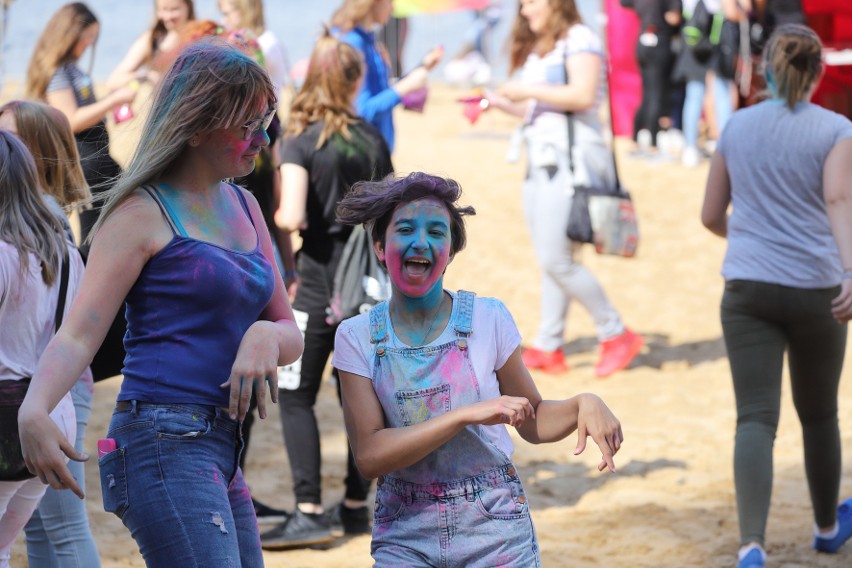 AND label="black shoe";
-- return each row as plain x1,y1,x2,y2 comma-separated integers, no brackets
252,498,289,527
260,509,334,549
326,502,371,536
